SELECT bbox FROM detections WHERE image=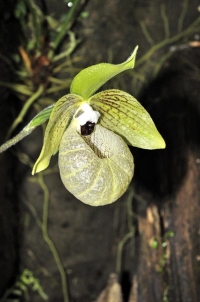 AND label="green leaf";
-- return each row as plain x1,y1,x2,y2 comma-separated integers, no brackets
32,94,84,174
89,89,165,149
70,46,138,99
